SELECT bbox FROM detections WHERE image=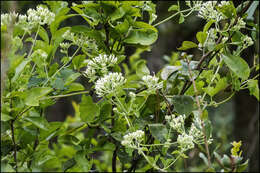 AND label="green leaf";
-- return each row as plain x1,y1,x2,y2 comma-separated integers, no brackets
136,60,150,78
25,87,53,106
247,79,259,101
237,159,249,172
79,95,100,123
133,21,158,32
99,103,112,121
172,95,195,115
216,1,236,18
124,29,158,45
177,41,197,50
161,65,181,80
203,20,215,33
24,116,50,131
1,113,13,121
221,53,250,80
38,26,49,44
74,152,92,172
115,19,129,34
148,124,168,142
204,77,228,97
168,5,179,11
62,158,76,172
246,1,259,20
196,31,207,44
179,13,185,24
204,120,212,140
11,58,31,82
65,73,81,86
110,6,126,21
65,83,85,93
